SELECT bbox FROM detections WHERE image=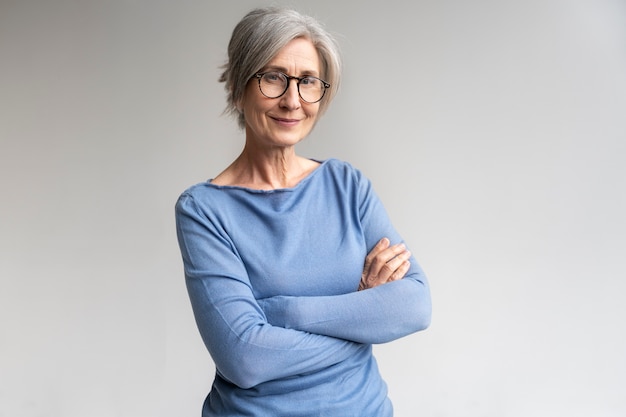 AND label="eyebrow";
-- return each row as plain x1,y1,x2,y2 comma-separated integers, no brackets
261,65,320,77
